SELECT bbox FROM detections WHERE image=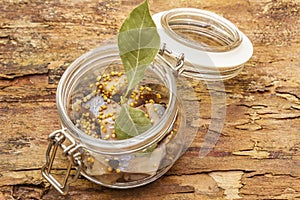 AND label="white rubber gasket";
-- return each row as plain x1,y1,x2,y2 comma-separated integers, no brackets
152,10,253,70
